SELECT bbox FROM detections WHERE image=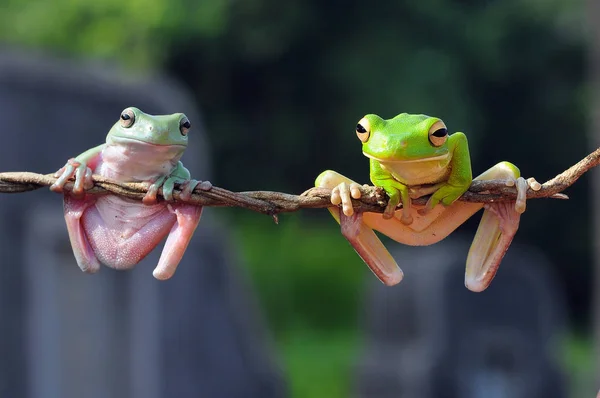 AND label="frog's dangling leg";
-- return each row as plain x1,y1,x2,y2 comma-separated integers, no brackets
339,210,404,285
464,162,540,292
63,194,101,273
316,170,403,286
152,203,203,280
